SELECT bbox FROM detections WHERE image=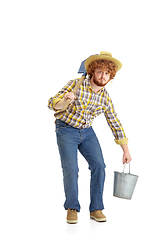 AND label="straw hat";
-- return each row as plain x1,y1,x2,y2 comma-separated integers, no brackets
85,51,122,72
